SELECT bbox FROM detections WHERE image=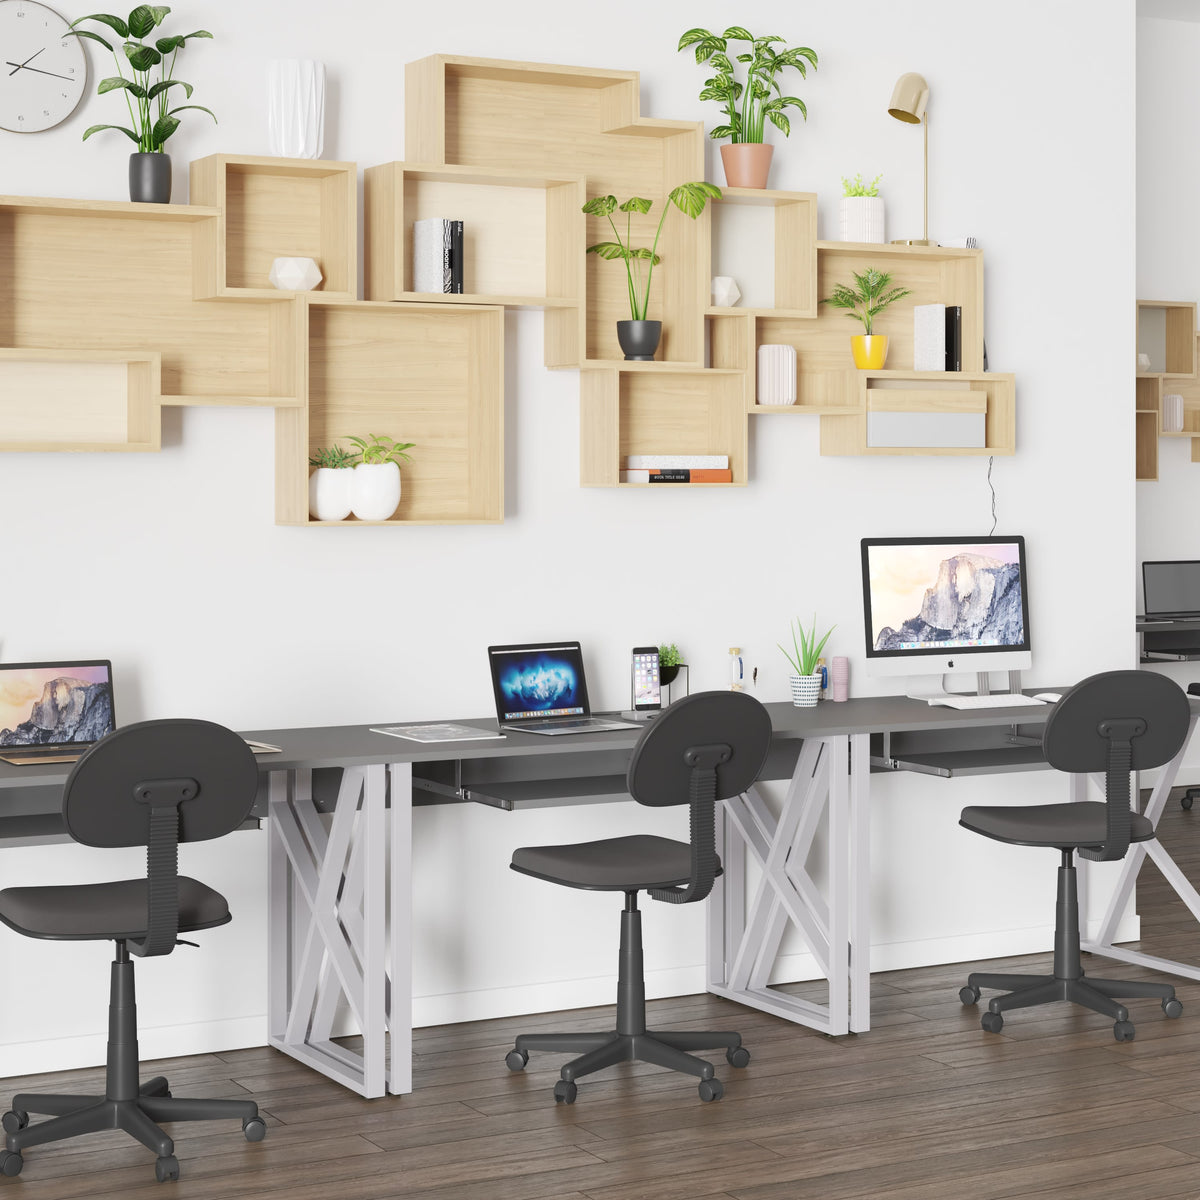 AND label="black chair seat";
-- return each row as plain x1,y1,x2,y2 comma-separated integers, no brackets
960,801,1155,849
512,834,722,891
0,876,230,941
